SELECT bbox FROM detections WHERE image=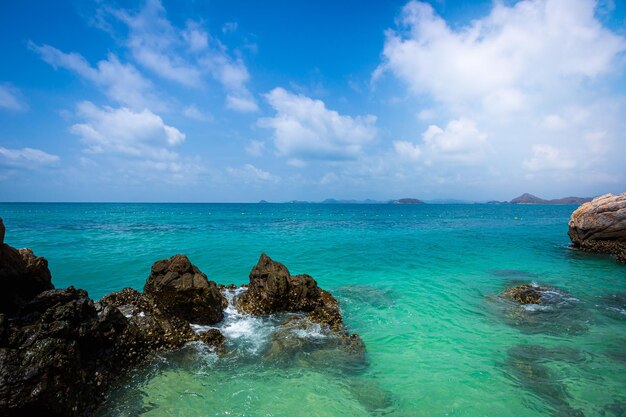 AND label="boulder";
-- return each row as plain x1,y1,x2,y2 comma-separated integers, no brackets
568,193,626,263
0,243,53,315
237,253,360,337
144,255,226,324
0,287,127,417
